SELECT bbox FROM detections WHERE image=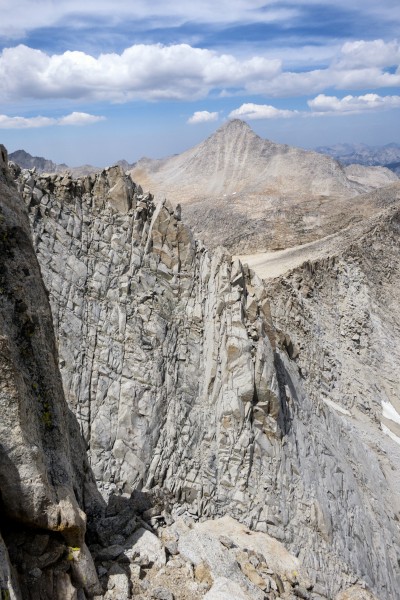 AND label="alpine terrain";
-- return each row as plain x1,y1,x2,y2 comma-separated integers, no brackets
315,143,400,176
129,120,398,253
0,118,399,600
